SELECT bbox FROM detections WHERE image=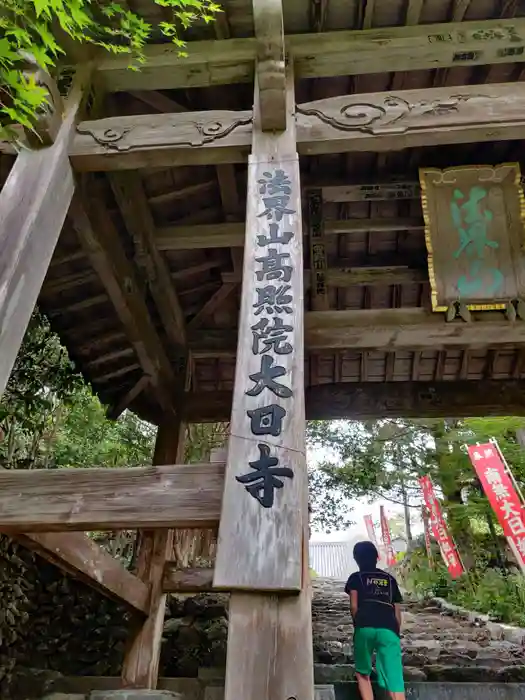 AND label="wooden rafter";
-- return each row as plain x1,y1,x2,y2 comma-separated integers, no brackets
93,19,525,91
155,217,424,250
187,283,237,331
15,531,150,615
68,189,177,416
183,380,525,423
109,172,186,348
